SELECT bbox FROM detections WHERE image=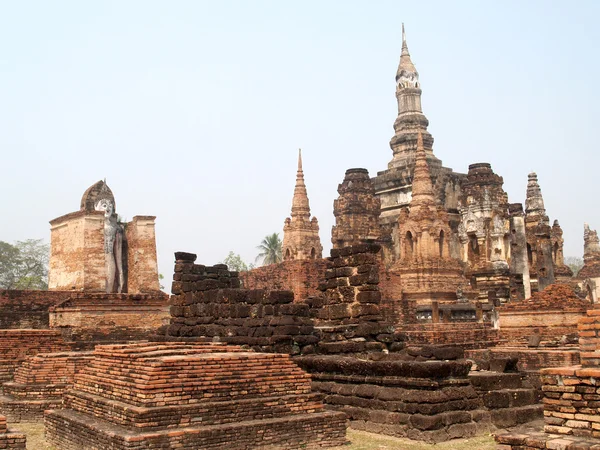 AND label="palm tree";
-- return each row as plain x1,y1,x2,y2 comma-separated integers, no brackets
255,233,283,266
